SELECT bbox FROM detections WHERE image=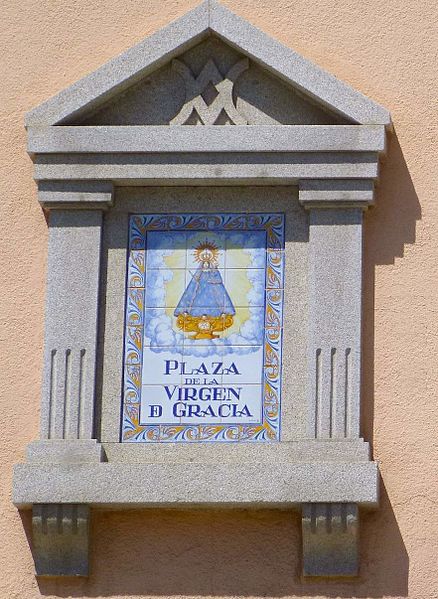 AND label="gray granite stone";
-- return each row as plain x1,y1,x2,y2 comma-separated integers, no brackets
307,208,363,439
76,35,346,126
299,179,375,208
28,125,386,154
102,439,370,464
40,210,103,441
20,3,391,581
170,56,250,125
26,440,104,464
33,151,380,184
32,504,90,577
302,503,359,577
37,180,113,209
235,61,345,125
14,462,378,508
